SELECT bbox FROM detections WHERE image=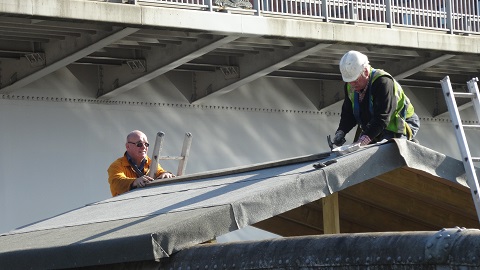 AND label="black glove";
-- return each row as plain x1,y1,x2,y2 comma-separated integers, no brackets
333,130,346,146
